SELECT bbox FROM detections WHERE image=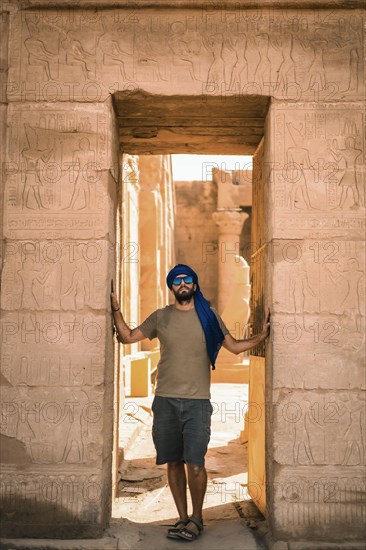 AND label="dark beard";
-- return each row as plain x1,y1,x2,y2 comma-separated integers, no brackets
173,286,195,304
